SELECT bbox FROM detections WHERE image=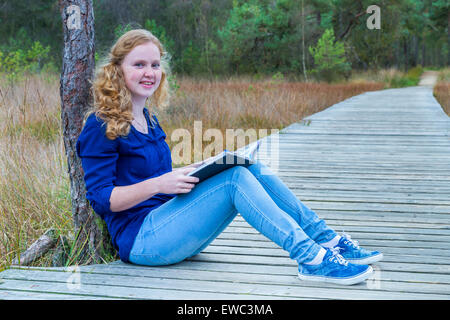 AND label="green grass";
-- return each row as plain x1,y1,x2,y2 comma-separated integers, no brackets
5,111,61,144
